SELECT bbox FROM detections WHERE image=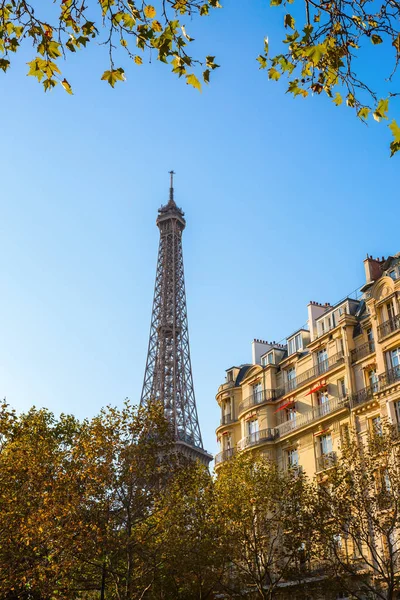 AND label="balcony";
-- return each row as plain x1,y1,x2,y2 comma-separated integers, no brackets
237,427,278,451
238,388,284,415
350,384,377,408
276,395,349,437
214,447,236,465
350,340,375,363
220,413,234,426
377,315,400,341
378,366,400,390
316,451,337,472
284,351,344,394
